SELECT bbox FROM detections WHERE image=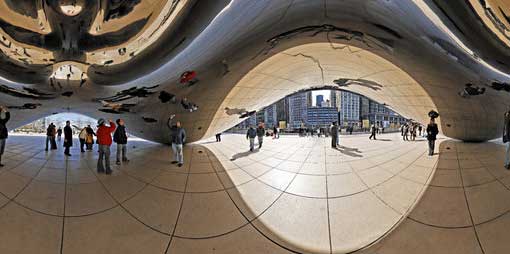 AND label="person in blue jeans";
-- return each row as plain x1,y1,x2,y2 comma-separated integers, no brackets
246,126,257,152
168,117,186,167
